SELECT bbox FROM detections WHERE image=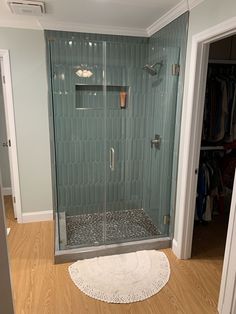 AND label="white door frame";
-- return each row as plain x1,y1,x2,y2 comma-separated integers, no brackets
0,170,14,313
0,49,22,223
173,16,236,260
